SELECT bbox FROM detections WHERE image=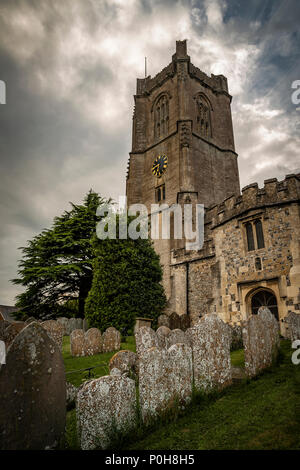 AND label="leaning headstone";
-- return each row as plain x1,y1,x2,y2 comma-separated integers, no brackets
165,328,188,349
190,314,232,391
156,326,171,349
102,327,121,353
70,329,85,357
0,322,66,450
167,343,193,408
286,311,300,341
41,320,64,350
109,350,137,376
169,312,181,330
139,347,170,424
158,314,170,328
77,375,137,450
57,317,69,336
85,328,102,355
3,321,26,348
135,326,159,357
242,308,279,378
